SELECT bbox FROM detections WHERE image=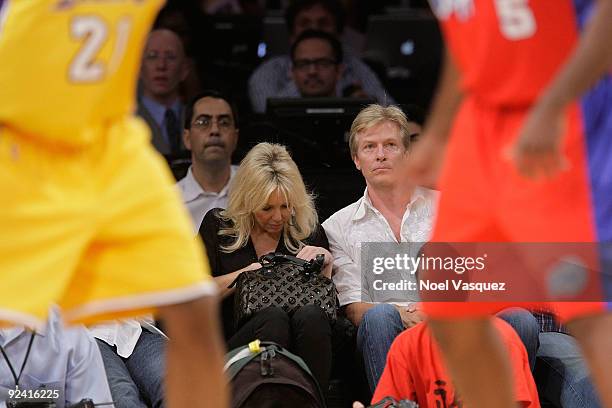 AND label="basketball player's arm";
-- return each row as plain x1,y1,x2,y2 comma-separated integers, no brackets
513,0,612,178
161,296,229,408
406,47,464,188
